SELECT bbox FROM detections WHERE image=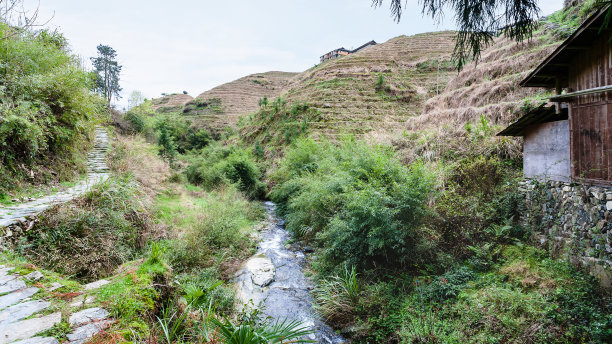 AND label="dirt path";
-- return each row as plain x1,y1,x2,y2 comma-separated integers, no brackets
0,127,110,227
